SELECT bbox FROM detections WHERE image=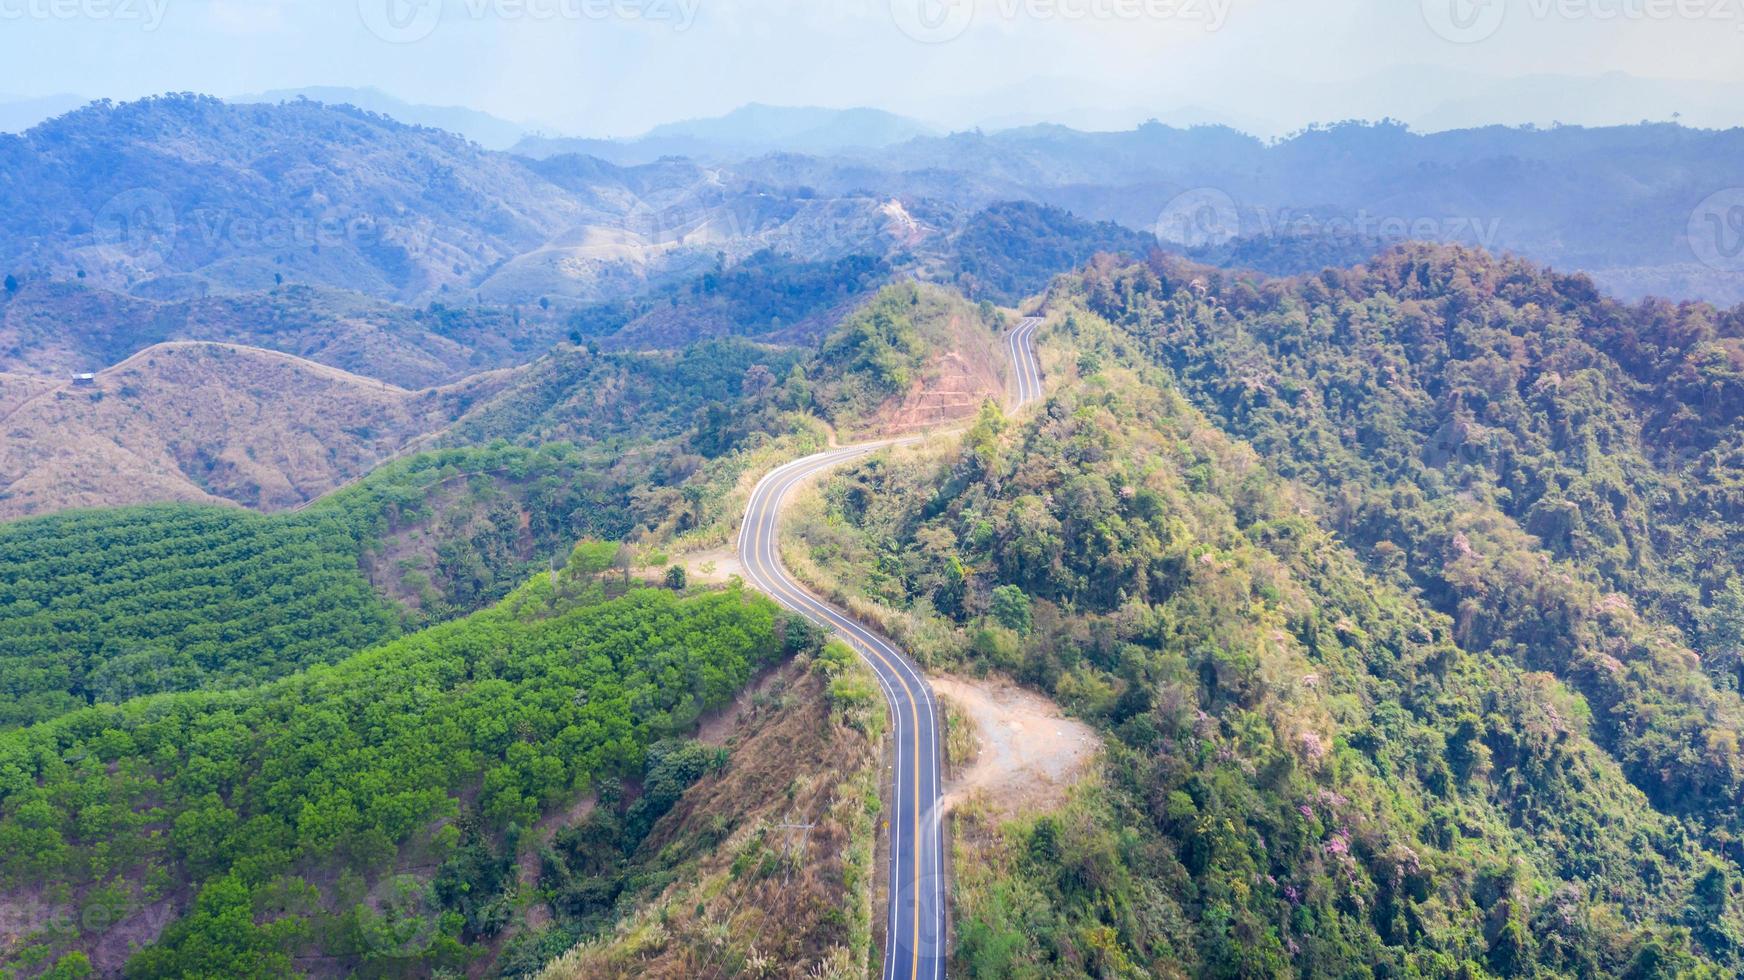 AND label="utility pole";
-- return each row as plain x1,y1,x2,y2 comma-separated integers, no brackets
775,819,816,885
